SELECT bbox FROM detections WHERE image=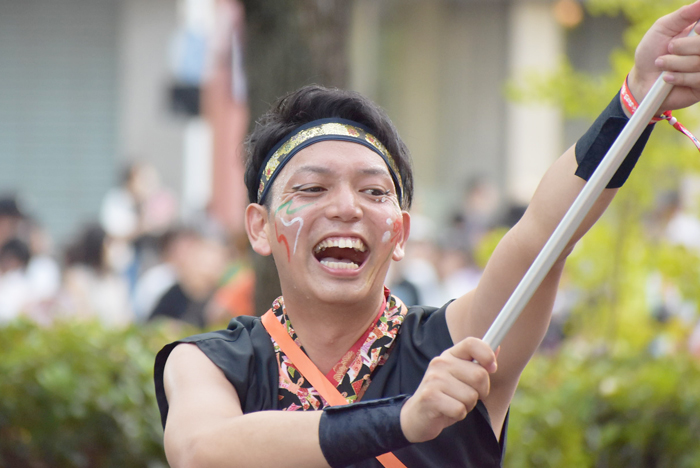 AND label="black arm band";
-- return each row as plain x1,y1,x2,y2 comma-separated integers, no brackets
575,91,655,188
318,395,411,468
